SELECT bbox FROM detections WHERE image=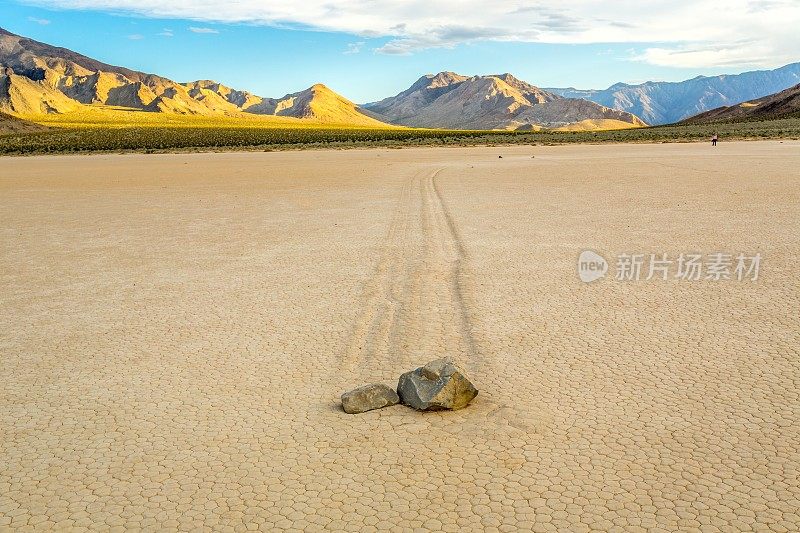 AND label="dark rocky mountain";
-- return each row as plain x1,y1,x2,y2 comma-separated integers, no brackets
364,72,646,130
547,63,800,125
682,83,800,123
